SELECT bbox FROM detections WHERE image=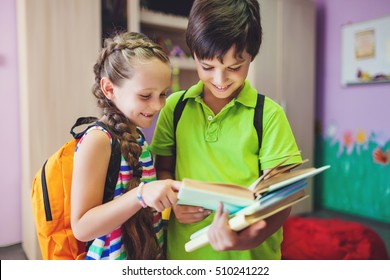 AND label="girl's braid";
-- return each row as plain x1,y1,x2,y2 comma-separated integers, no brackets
91,32,170,259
